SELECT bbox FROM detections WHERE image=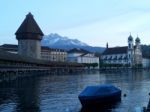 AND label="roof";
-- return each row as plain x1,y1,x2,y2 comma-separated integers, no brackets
68,48,89,54
128,34,133,41
102,46,128,55
80,53,99,58
0,49,82,67
80,53,89,56
1,44,17,48
42,46,65,52
0,44,18,52
135,37,140,43
0,49,46,64
15,12,44,40
0,44,66,52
